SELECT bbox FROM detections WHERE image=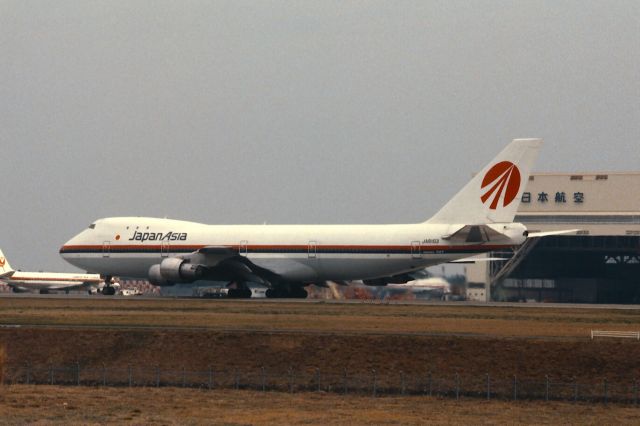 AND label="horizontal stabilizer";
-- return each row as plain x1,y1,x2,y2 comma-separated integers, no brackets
442,225,510,244
0,270,15,279
527,229,581,238
449,256,508,264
